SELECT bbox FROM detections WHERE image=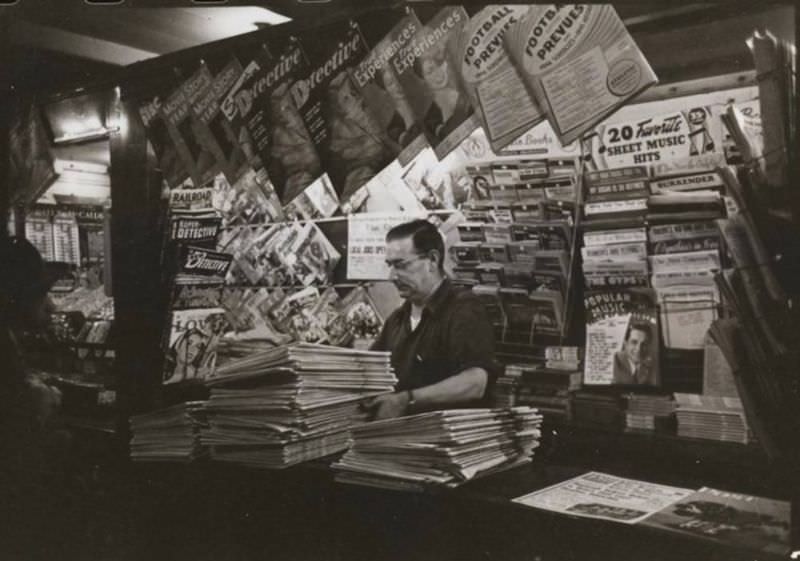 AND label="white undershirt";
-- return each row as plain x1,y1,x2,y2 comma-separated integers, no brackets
409,311,422,332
